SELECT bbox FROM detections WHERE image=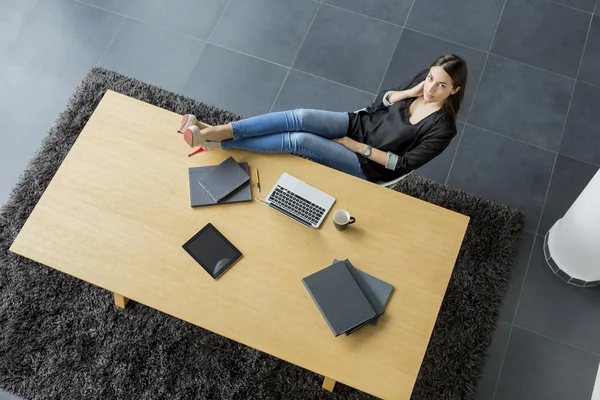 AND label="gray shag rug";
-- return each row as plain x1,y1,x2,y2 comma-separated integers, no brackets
0,69,523,400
